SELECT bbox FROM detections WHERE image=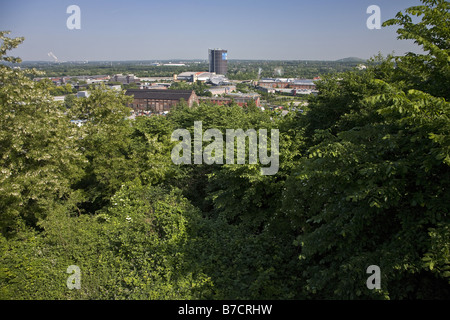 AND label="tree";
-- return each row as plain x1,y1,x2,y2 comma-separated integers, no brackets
1,180,212,299
2,0,449,300
67,84,134,213
383,0,450,100
129,115,184,187
0,31,83,237
282,0,450,298
166,102,305,299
